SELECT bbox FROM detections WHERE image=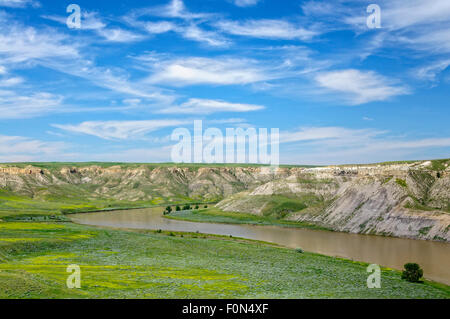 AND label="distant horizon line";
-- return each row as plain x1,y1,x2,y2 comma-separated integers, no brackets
0,158,448,167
